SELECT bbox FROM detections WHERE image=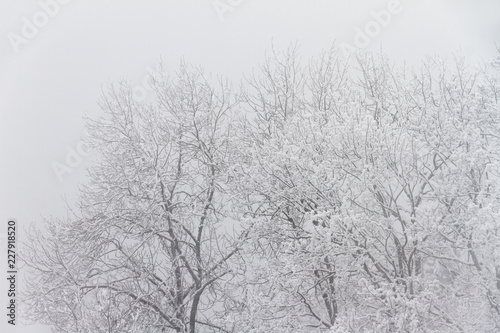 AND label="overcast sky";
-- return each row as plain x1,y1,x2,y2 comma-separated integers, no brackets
1,1,499,332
